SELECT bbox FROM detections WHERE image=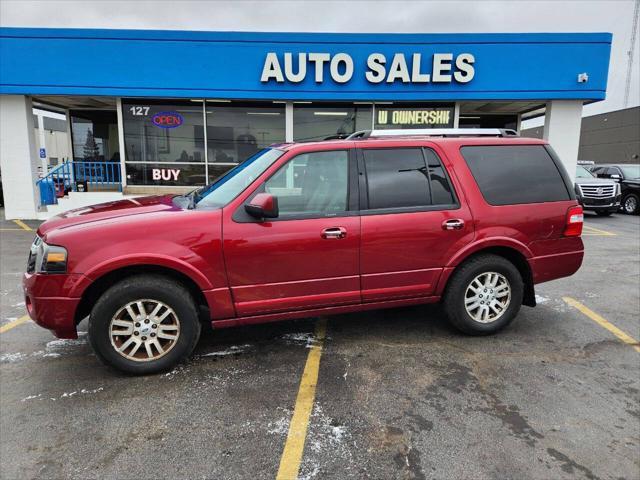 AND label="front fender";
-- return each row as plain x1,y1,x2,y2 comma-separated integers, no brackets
67,241,217,297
